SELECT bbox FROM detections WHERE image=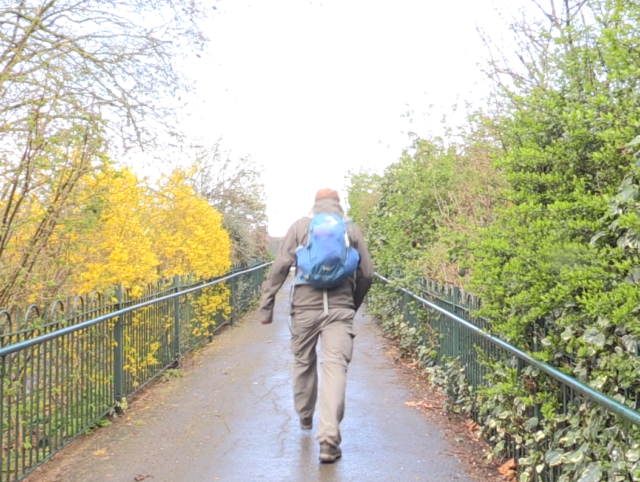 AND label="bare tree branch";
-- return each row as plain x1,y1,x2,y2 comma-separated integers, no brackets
0,0,209,305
